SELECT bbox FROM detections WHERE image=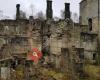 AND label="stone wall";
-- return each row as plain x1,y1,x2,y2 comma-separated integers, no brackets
80,0,100,33
80,32,98,60
0,19,42,60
